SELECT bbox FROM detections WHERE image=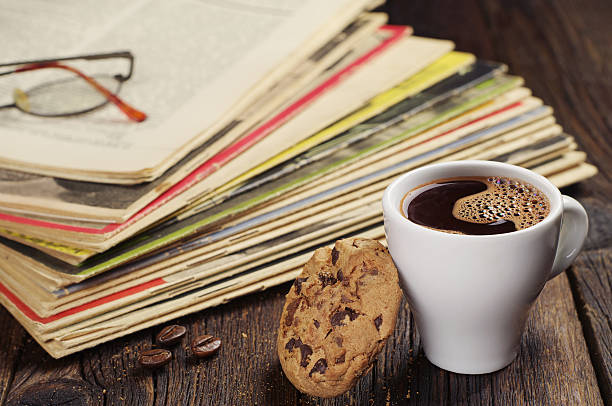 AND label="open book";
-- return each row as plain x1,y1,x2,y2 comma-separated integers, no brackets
0,0,378,184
